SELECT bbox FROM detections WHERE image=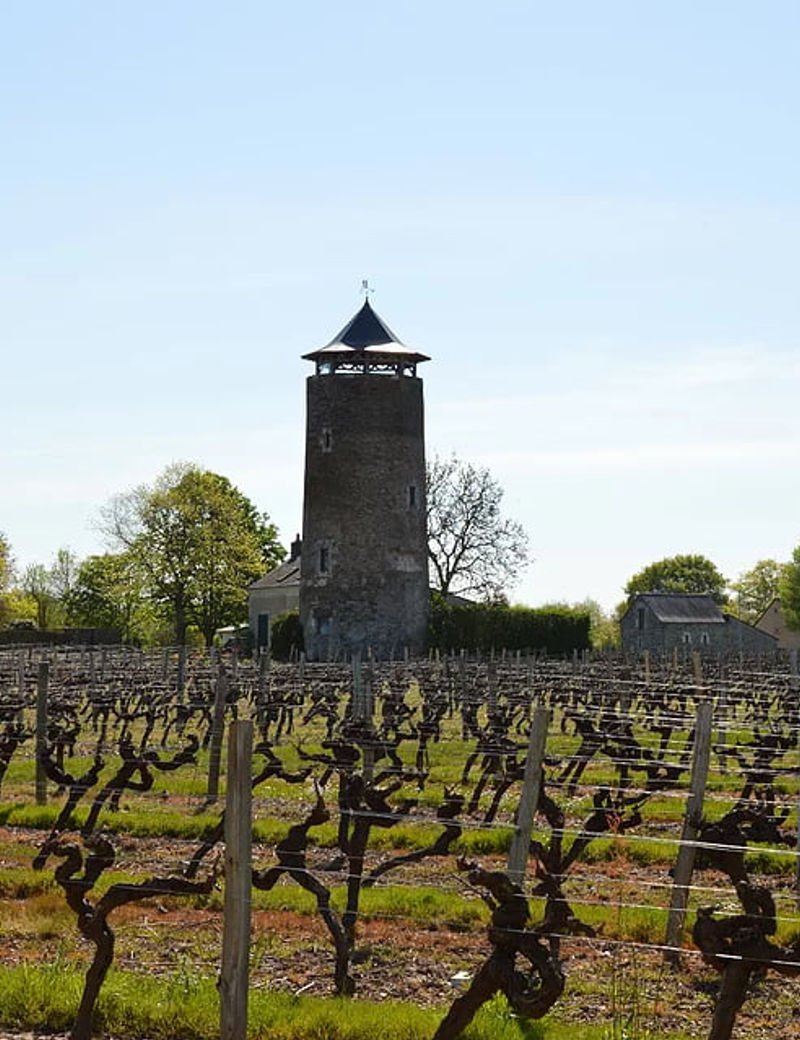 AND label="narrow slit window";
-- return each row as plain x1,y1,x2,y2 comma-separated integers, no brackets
408,484,417,508
319,546,329,574
321,428,333,453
